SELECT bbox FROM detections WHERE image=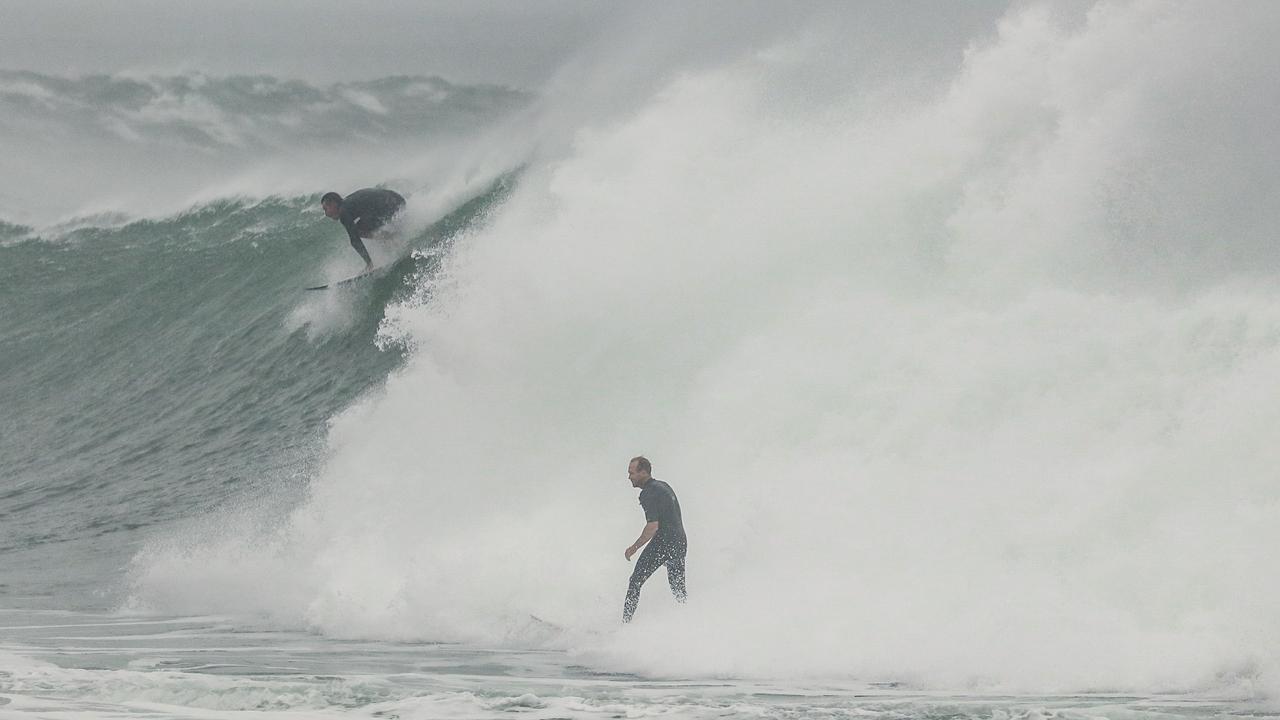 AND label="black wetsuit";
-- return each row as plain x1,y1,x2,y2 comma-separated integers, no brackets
337,188,406,266
623,478,687,623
